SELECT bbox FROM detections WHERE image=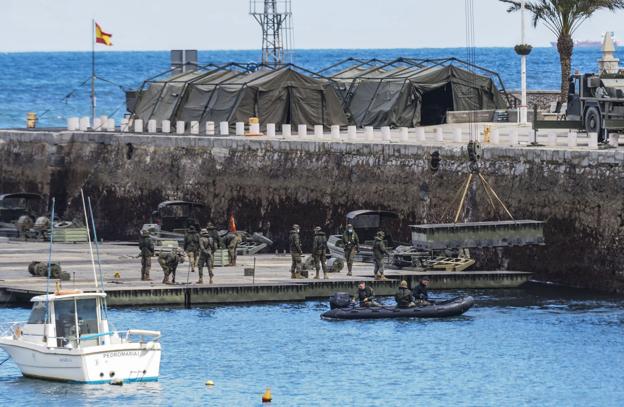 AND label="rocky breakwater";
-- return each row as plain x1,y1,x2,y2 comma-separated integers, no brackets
1,130,623,293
